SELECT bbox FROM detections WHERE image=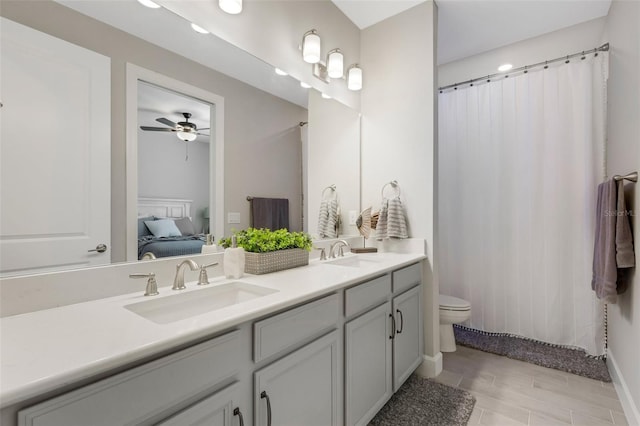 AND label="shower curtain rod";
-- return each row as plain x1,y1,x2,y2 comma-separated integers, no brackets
439,43,609,92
